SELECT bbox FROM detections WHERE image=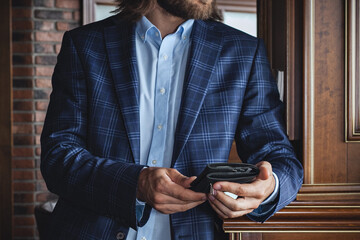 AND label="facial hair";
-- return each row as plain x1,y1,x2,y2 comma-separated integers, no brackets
157,0,214,20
